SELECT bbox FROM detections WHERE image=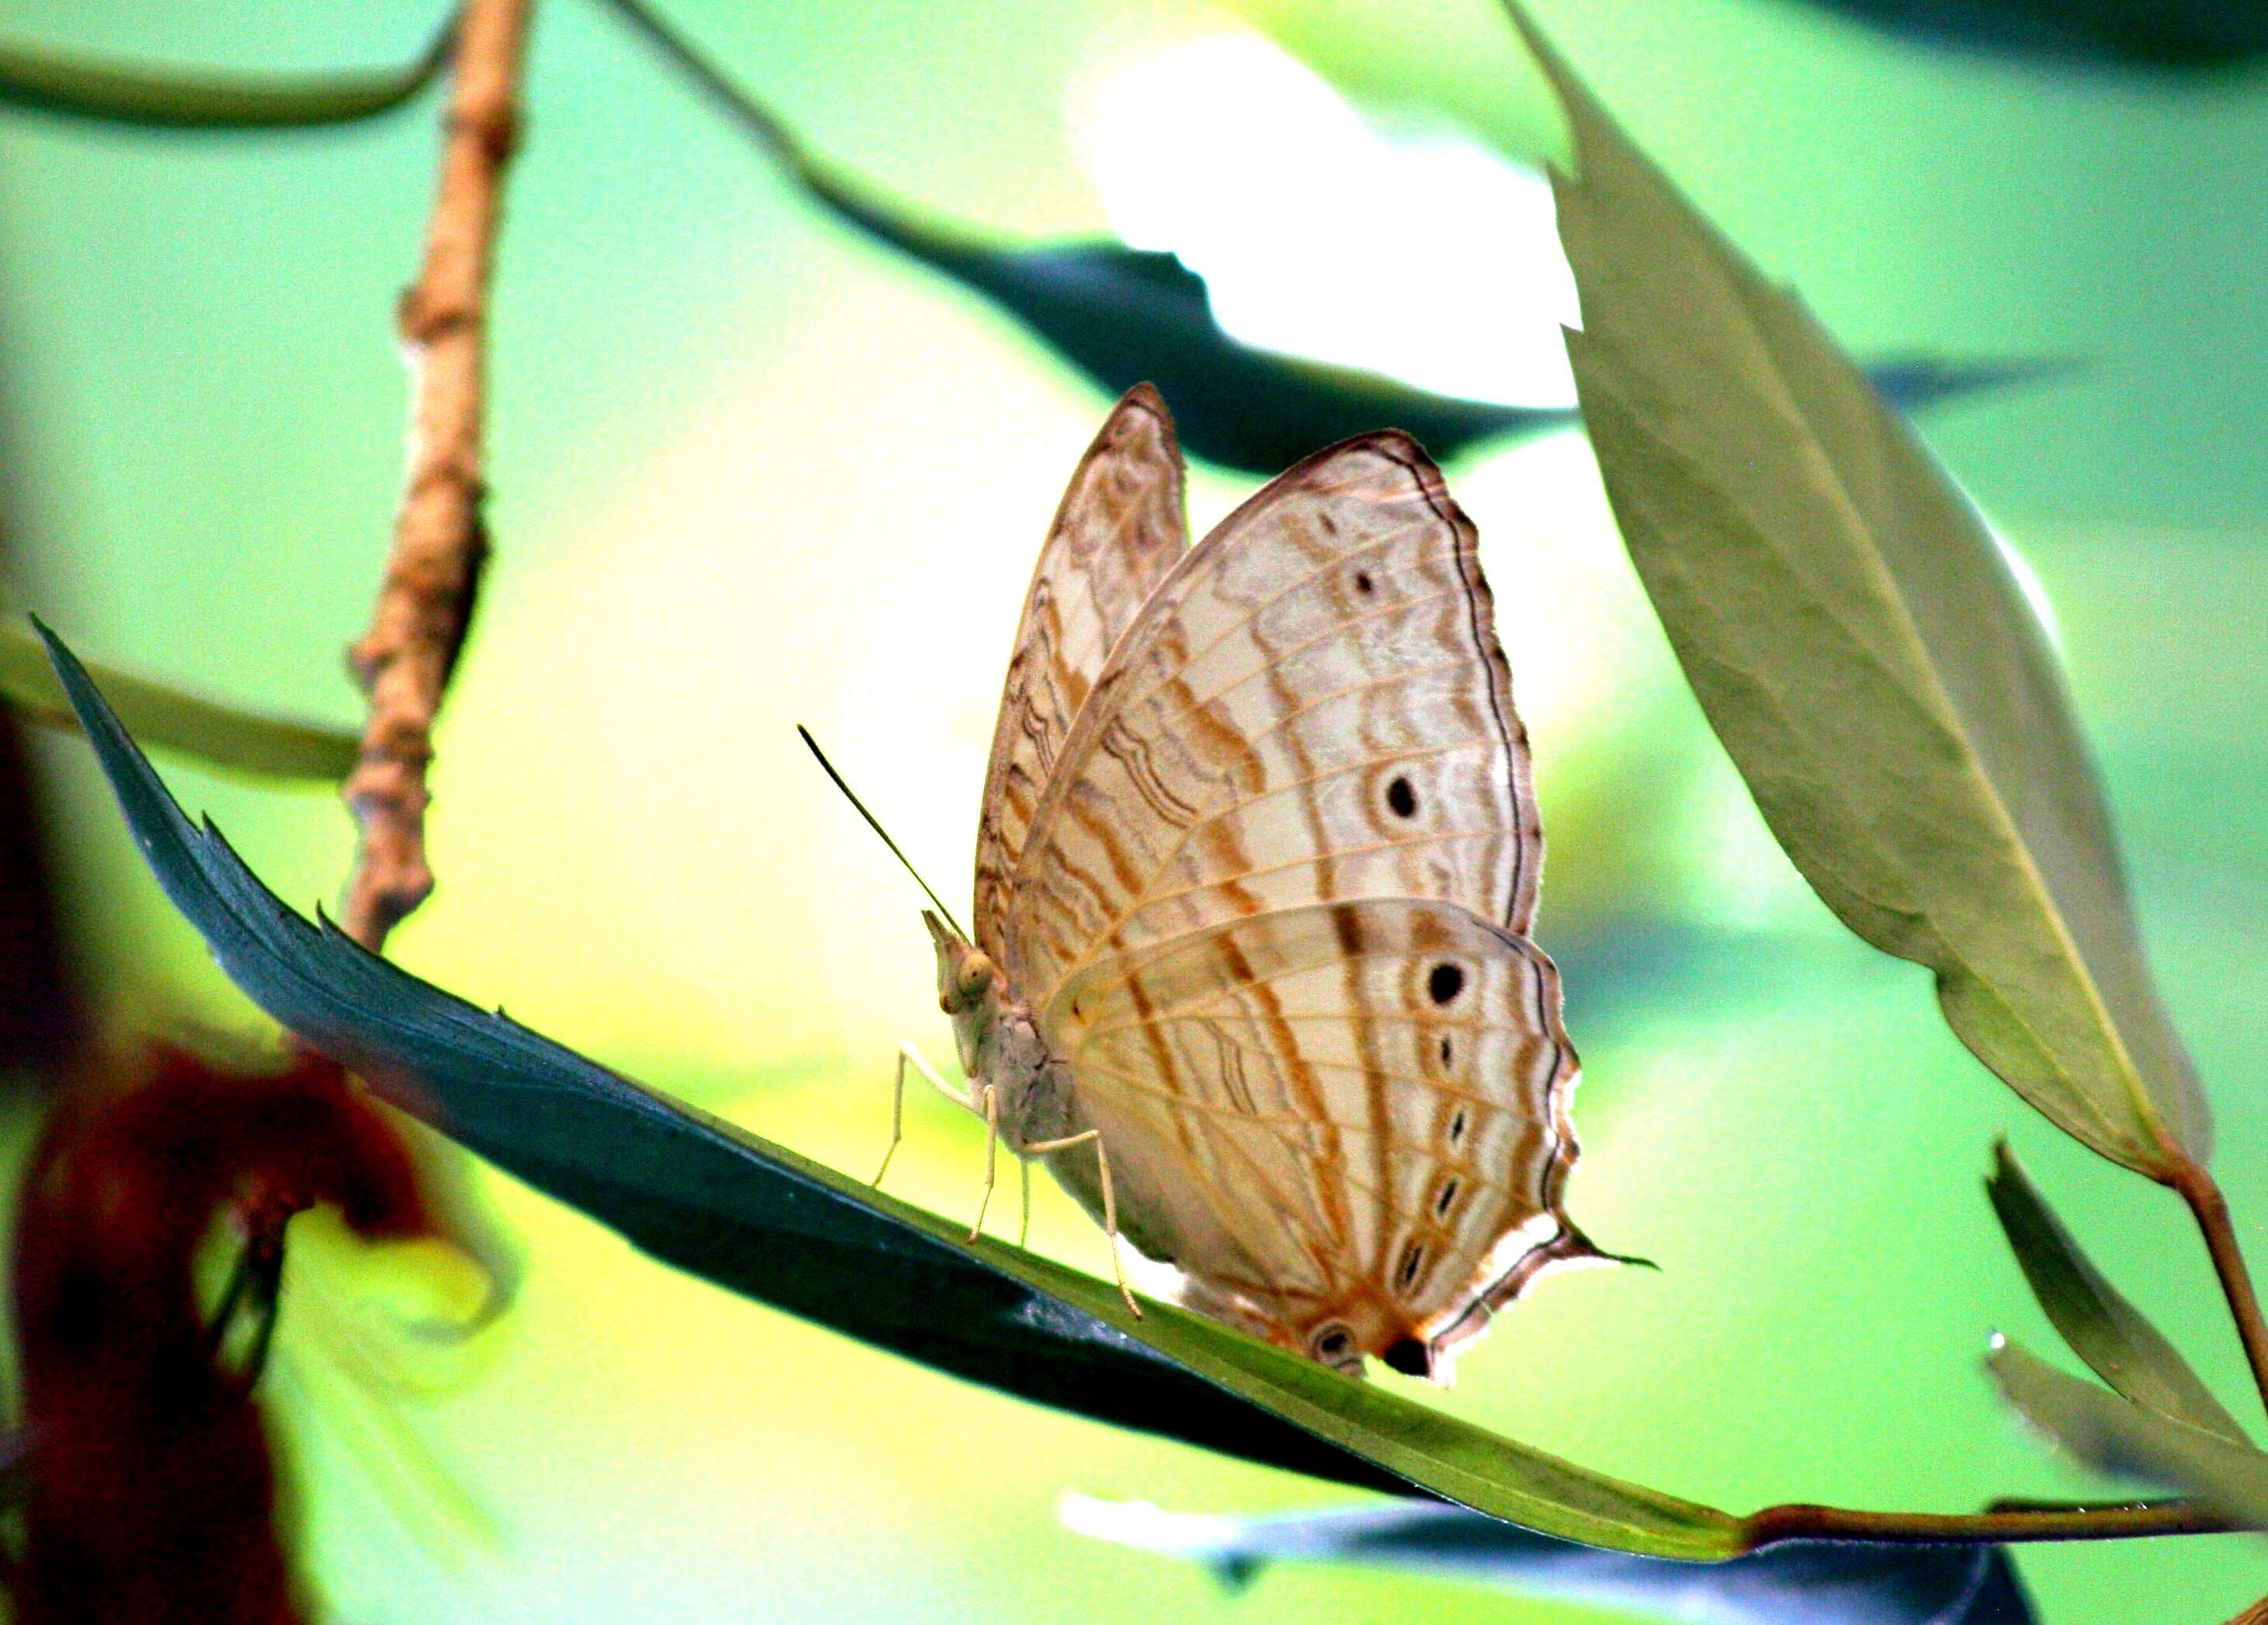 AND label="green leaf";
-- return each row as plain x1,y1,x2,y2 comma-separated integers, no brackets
605,0,2061,476
1507,4,2207,1179
1988,1143,2245,1440
0,12,451,129
1813,0,2268,68
2,621,355,782
1989,1342,2268,1530
33,618,1743,1562
1064,1496,2035,1625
